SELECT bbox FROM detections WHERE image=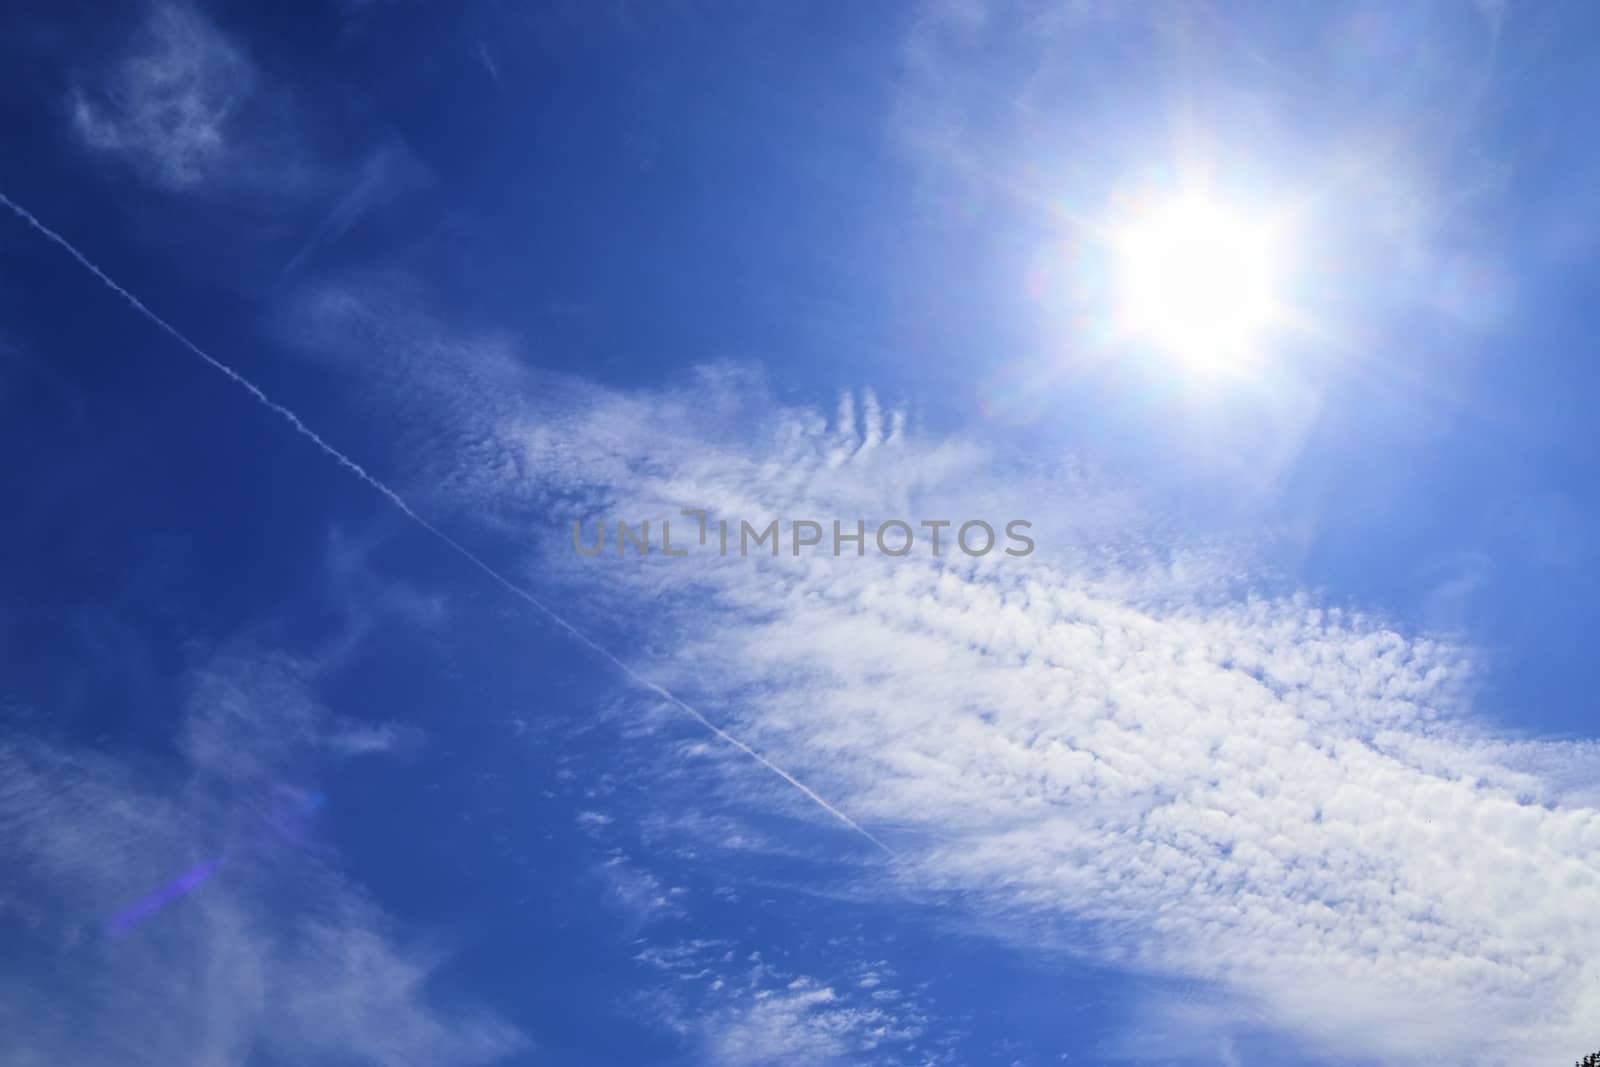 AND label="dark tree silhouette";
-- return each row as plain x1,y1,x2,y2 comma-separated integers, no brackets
1575,1053,1600,1067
